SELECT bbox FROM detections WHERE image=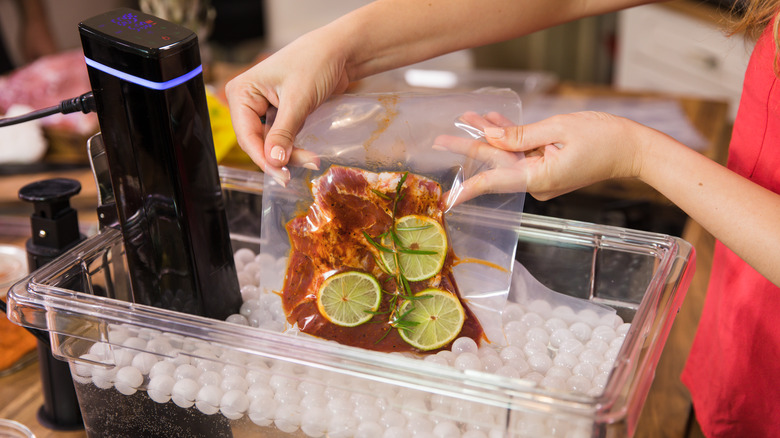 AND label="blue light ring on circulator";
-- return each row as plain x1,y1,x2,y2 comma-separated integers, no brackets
84,57,203,91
